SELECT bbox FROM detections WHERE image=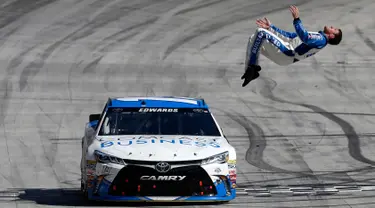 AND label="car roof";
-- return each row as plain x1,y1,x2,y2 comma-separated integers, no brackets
108,96,209,109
